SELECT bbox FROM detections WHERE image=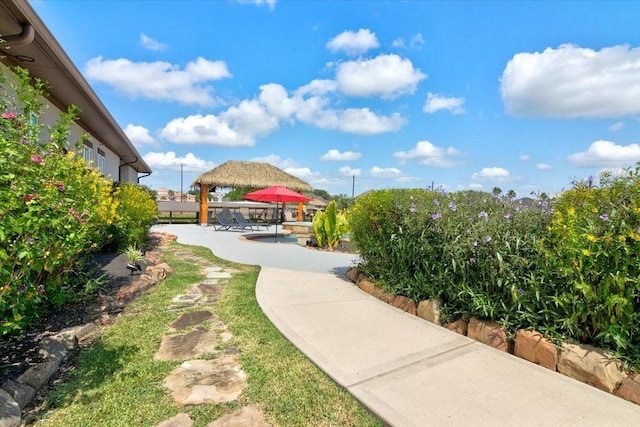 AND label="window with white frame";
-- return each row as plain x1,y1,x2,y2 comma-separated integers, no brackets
83,141,93,164
97,148,106,175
